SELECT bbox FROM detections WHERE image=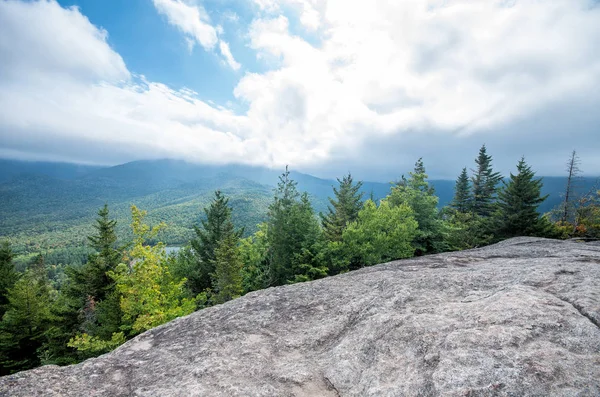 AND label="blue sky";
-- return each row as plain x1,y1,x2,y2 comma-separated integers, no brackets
0,0,599,180
55,0,254,105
